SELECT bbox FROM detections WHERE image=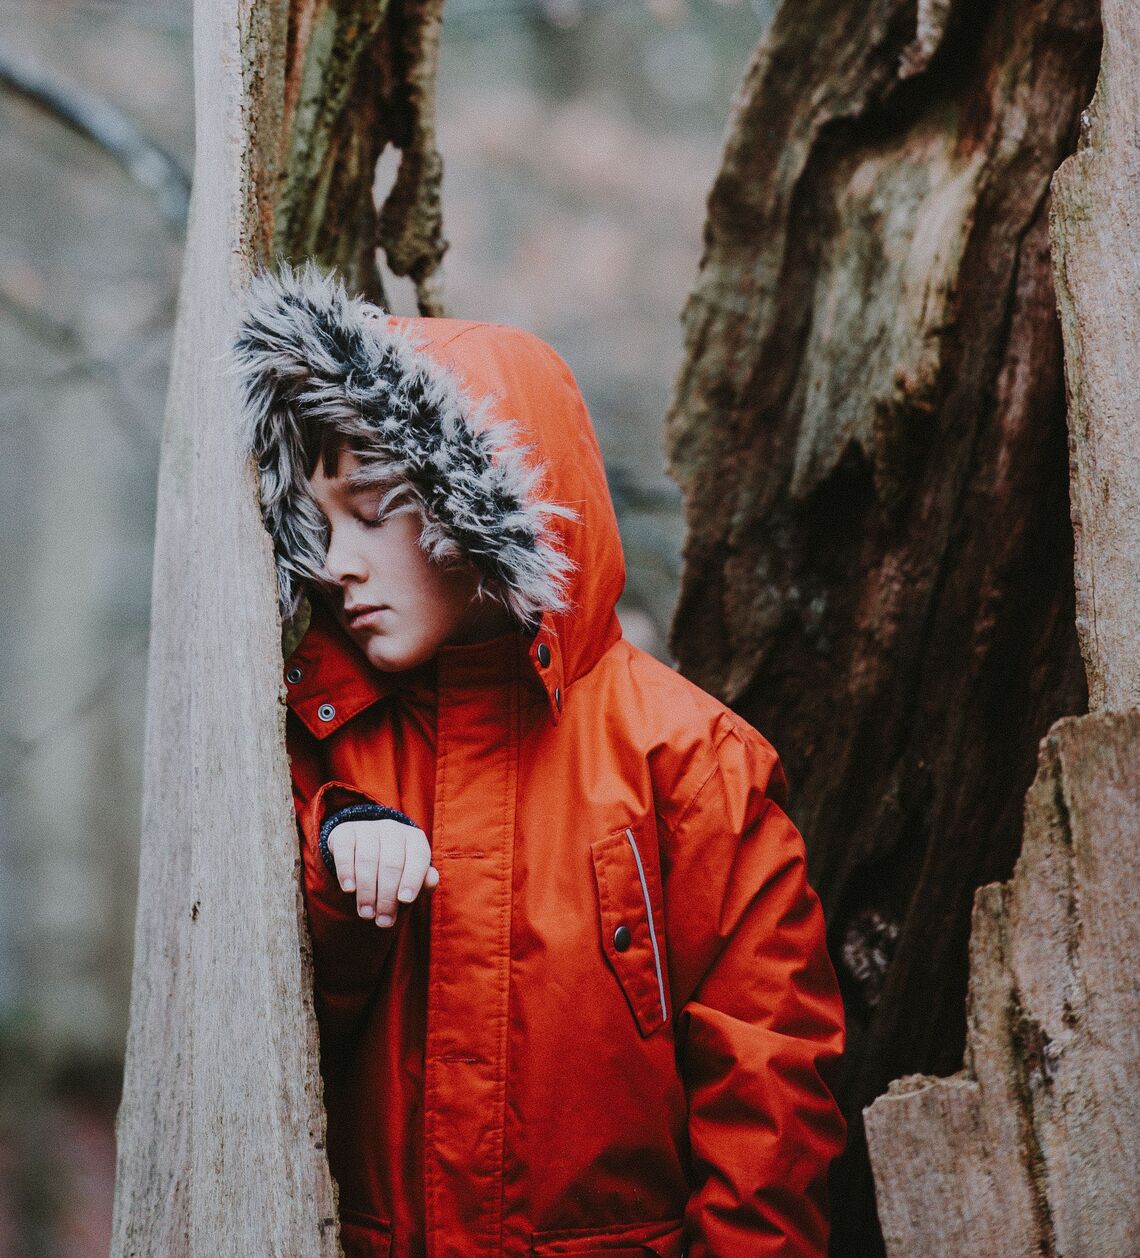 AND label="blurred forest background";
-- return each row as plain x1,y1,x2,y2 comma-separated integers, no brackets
0,0,774,1250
